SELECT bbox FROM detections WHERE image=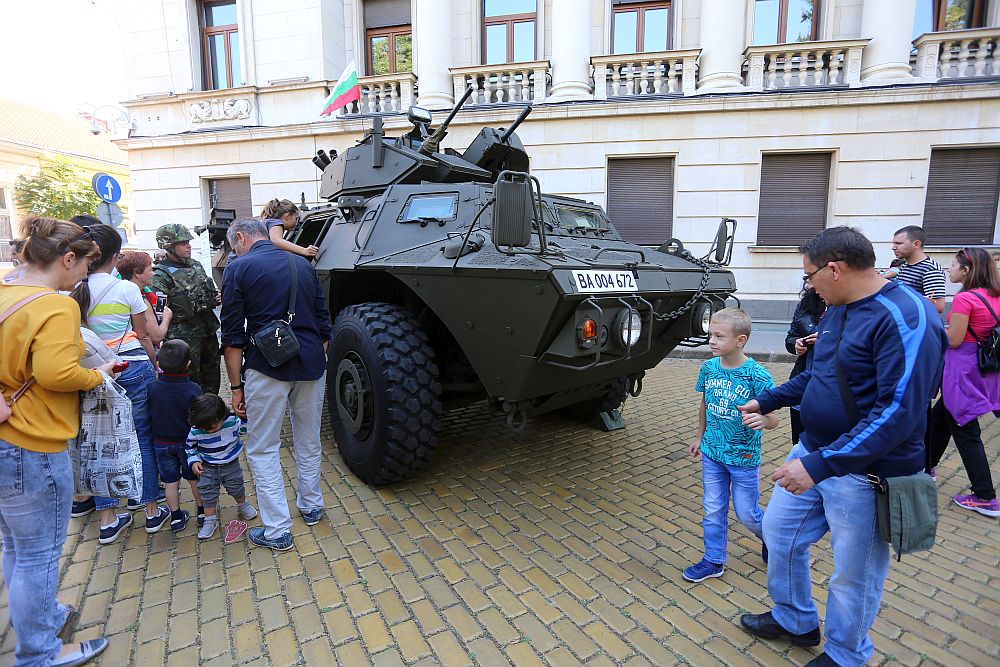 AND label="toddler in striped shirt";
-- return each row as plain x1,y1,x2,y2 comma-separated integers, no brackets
186,394,258,540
